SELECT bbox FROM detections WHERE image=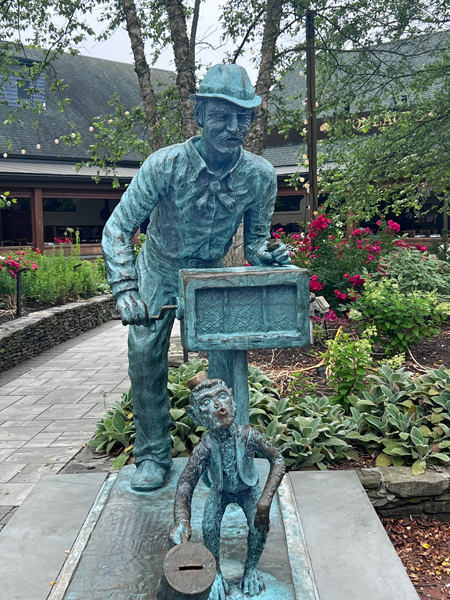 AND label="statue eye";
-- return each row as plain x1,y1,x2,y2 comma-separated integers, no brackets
202,397,211,406
218,392,228,400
